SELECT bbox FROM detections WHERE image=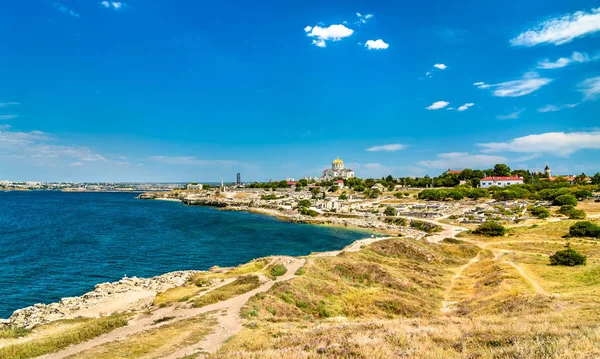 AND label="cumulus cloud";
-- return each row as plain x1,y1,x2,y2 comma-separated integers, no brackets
54,2,80,17
537,51,596,69
101,1,125,10
433,63,447,70
418,152,507,169
457,103,475,111
426,101,450,110
476,72,552,97
304,24,354,47
478,131,600,156
365,144,407,152
538,103,579,112
497,108,525,120
365,39,389,50
577,76,600,100
510,7,600,46
0,115,18,120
